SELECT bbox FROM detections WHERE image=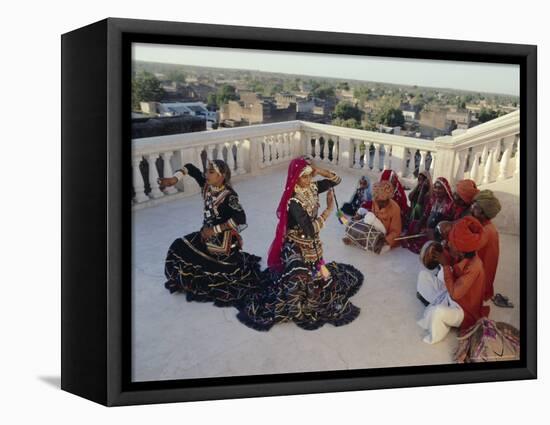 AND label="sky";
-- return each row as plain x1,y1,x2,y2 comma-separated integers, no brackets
133,43,520,96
